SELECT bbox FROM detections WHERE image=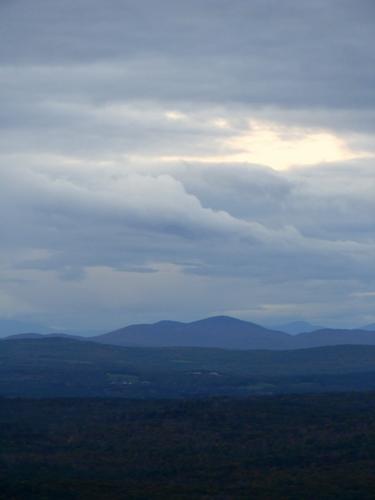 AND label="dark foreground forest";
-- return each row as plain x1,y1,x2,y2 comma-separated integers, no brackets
1,393,375,499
